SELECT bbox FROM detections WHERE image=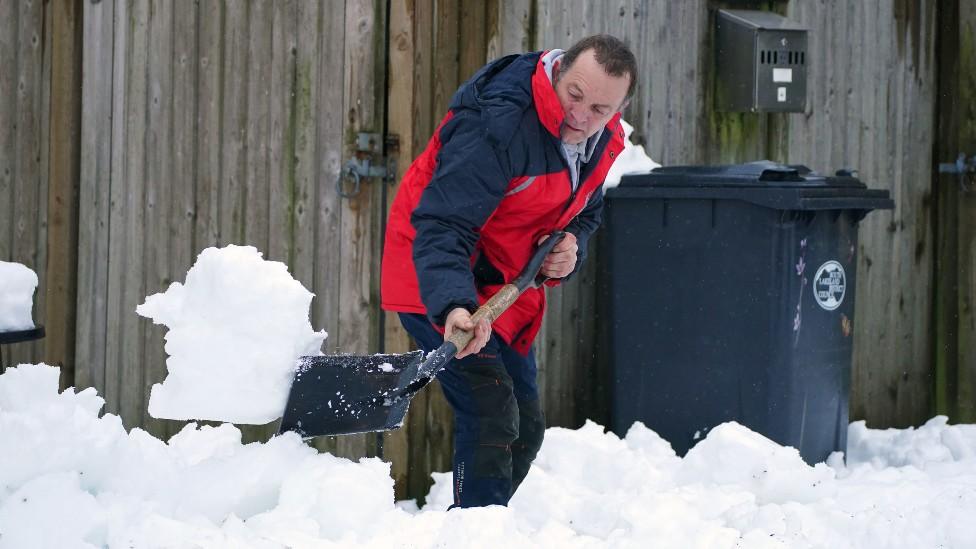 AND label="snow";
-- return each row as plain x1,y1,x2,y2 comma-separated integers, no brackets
135,245,327,424
2,362,974,548
0,260,38,332
603,119,661,188
7,234,973,547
